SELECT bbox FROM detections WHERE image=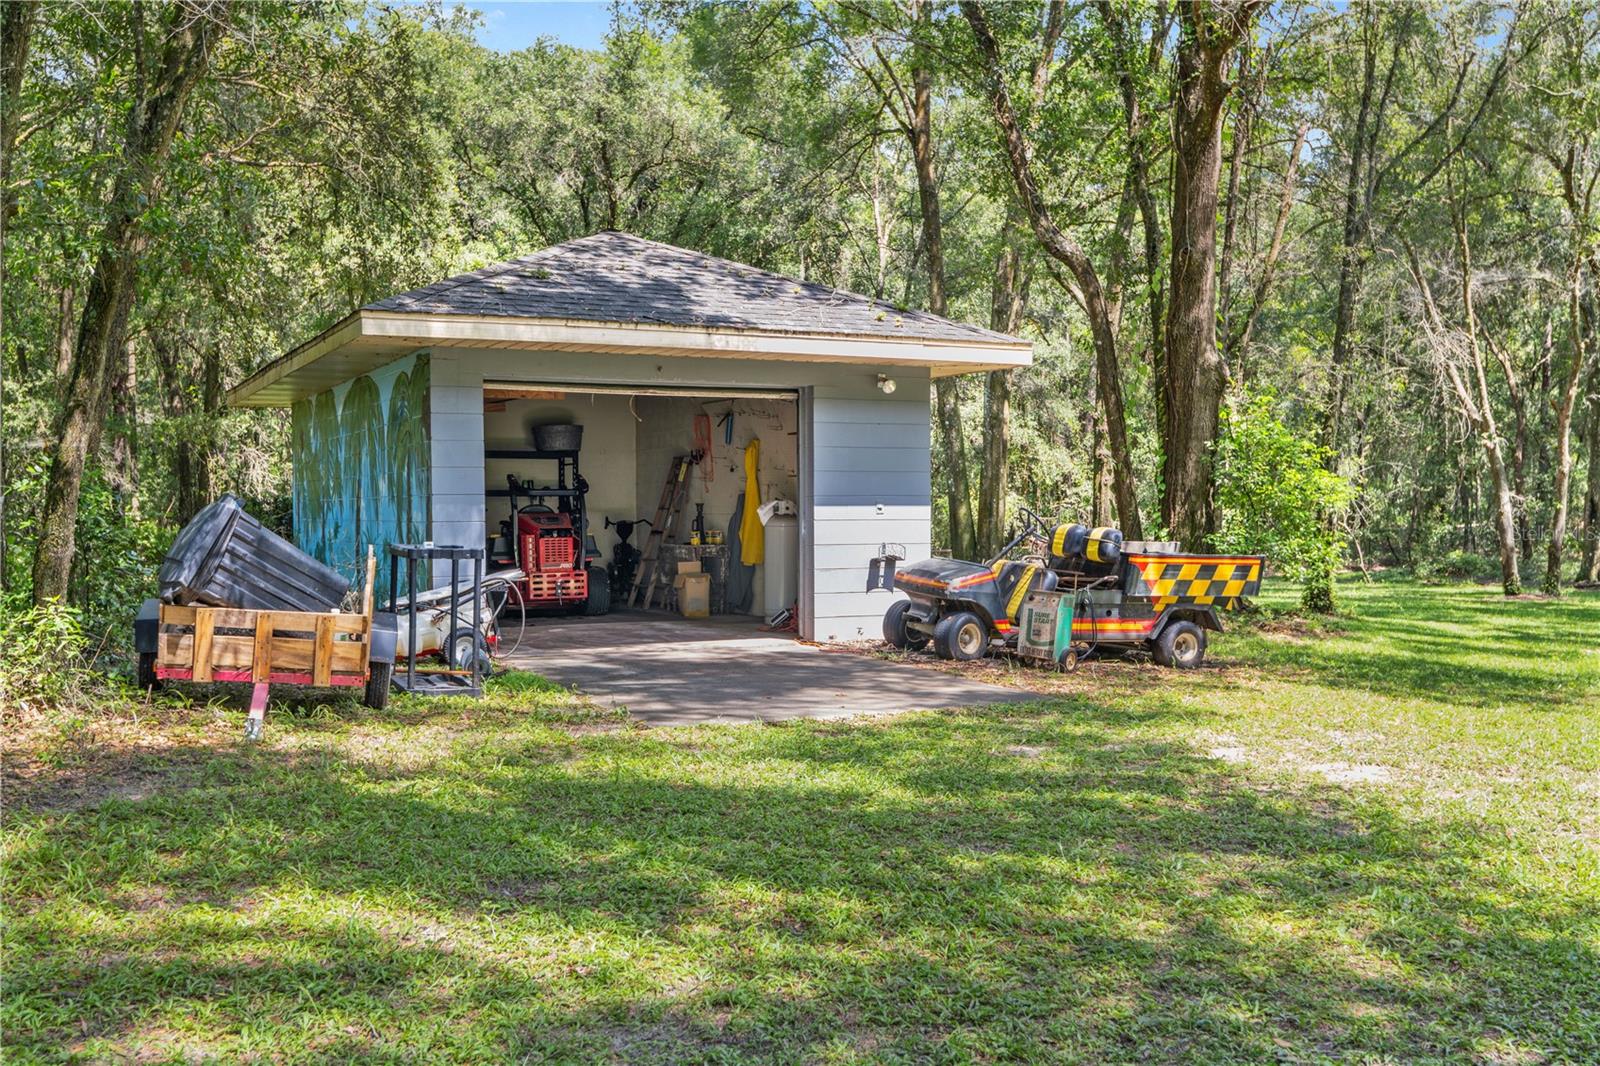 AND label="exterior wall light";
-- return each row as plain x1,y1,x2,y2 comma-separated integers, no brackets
877,374,897,395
